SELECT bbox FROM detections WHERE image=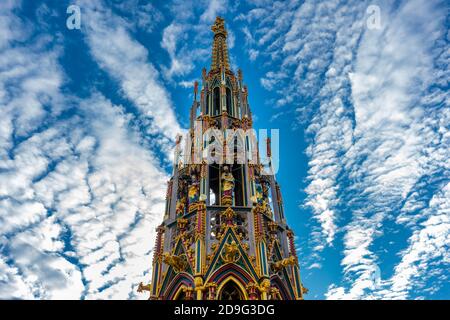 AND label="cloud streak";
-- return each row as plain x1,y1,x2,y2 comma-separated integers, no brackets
0,0,447,300
244,0,449,299
0,0,183,299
